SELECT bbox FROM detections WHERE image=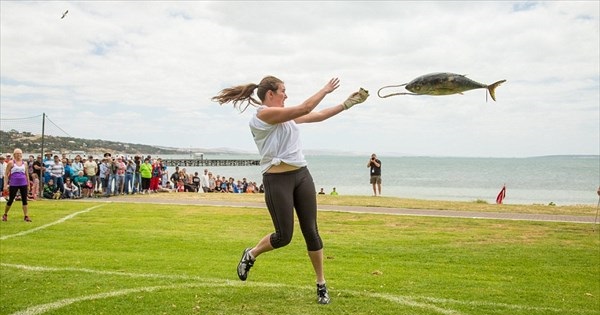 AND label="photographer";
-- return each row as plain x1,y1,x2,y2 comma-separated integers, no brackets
367,153,382,196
